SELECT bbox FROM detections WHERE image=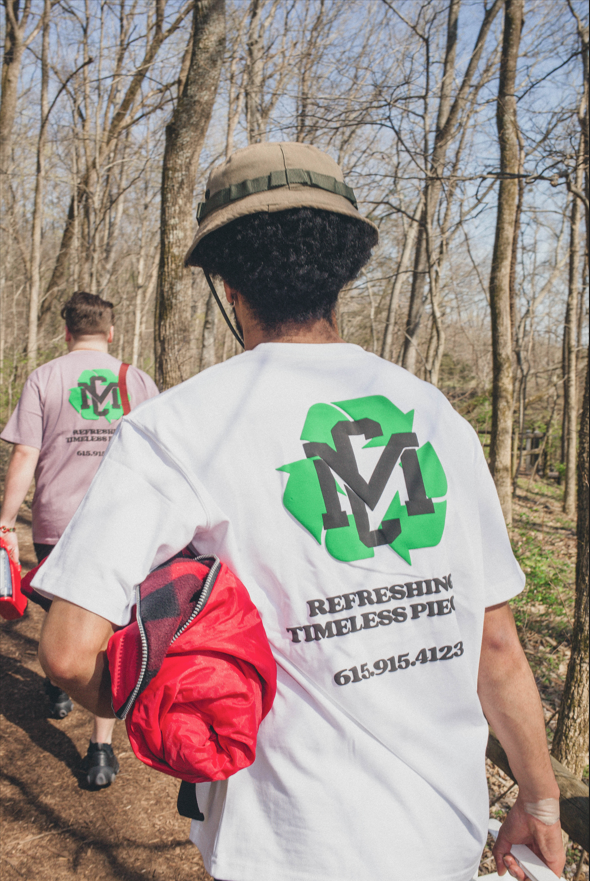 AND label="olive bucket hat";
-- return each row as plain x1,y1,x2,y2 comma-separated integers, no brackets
184,142,378,347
